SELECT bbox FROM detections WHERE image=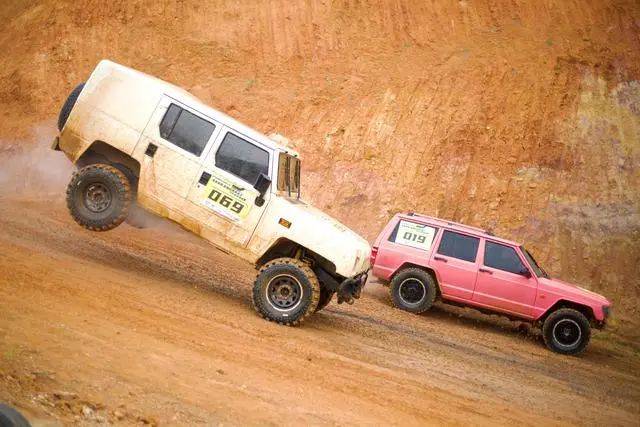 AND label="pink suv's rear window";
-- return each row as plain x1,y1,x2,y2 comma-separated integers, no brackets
389,219,438,251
